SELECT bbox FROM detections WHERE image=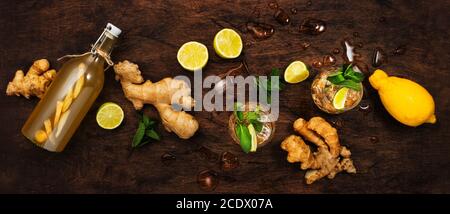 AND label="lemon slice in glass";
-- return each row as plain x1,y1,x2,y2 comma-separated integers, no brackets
248,124,258,152
96,102,124,130
333,87,349,110
284,61,309,84
177,41,209,71
213,28,243,59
